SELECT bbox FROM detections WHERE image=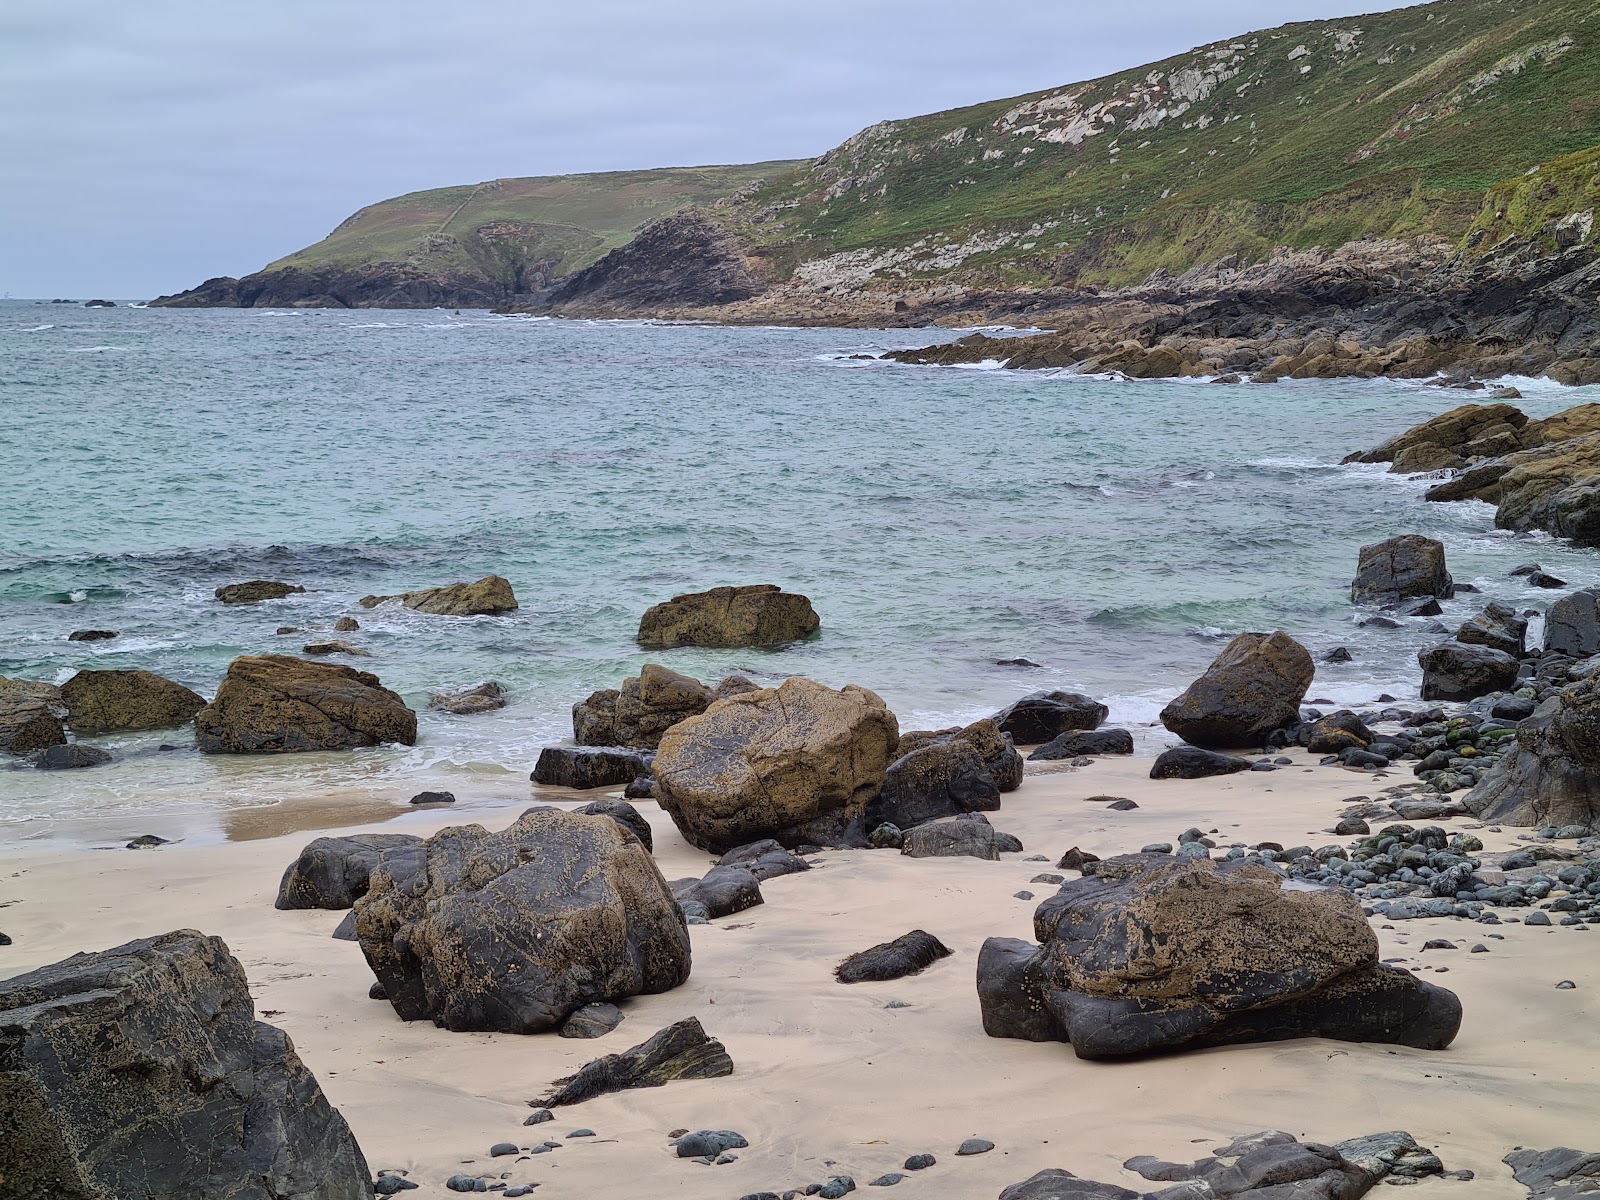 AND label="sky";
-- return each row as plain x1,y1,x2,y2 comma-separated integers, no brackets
0,1,1415,298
